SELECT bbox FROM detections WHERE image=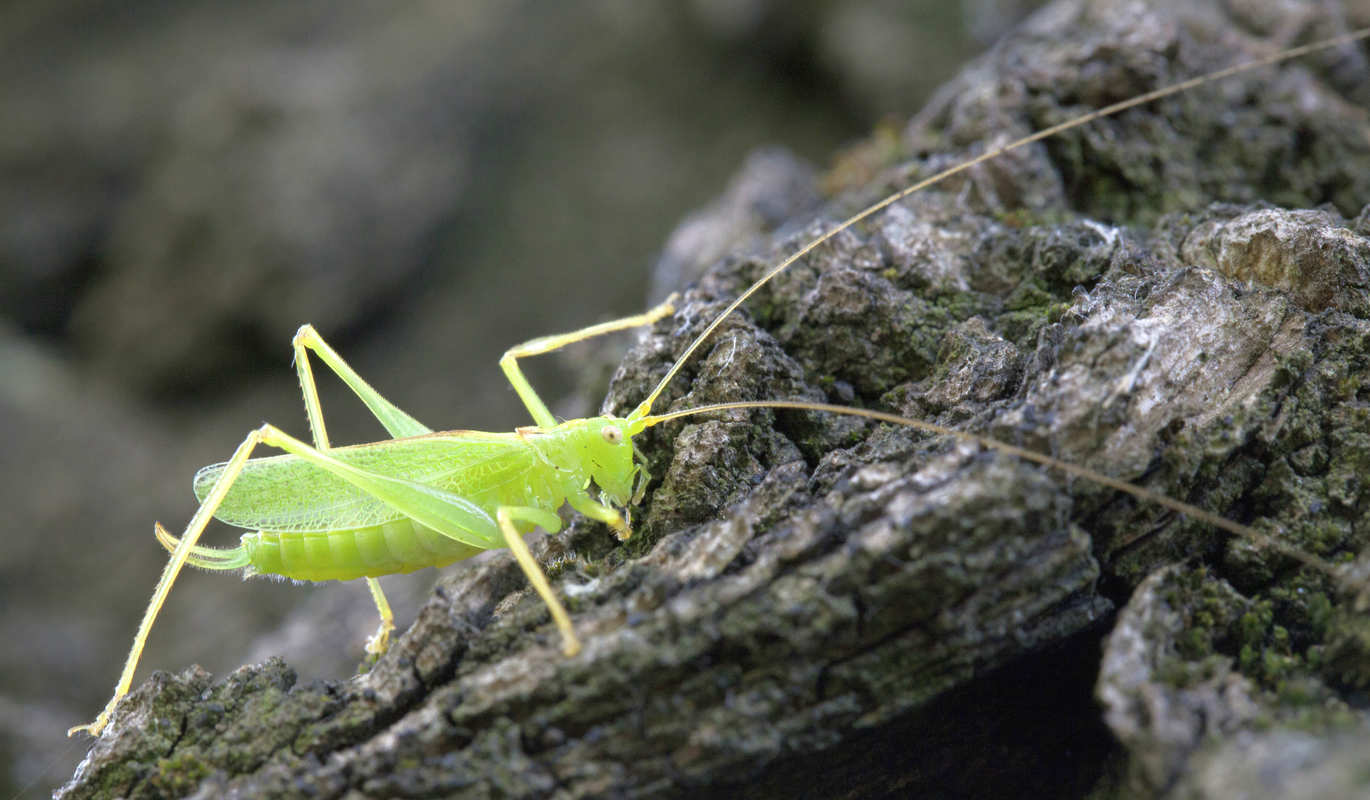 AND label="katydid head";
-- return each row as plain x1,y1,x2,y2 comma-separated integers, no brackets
565,414,649,511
